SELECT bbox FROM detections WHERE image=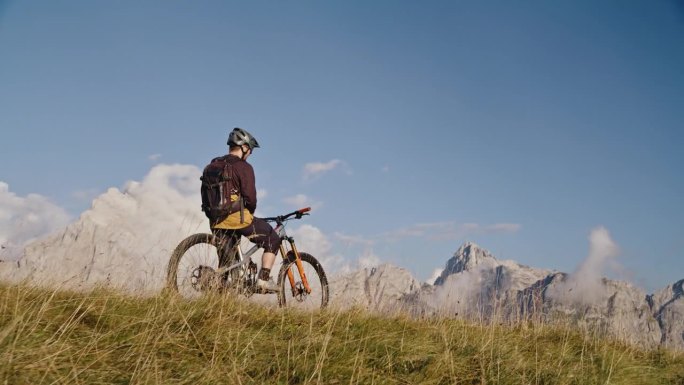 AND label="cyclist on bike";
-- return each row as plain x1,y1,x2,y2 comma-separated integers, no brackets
211,127,281,292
